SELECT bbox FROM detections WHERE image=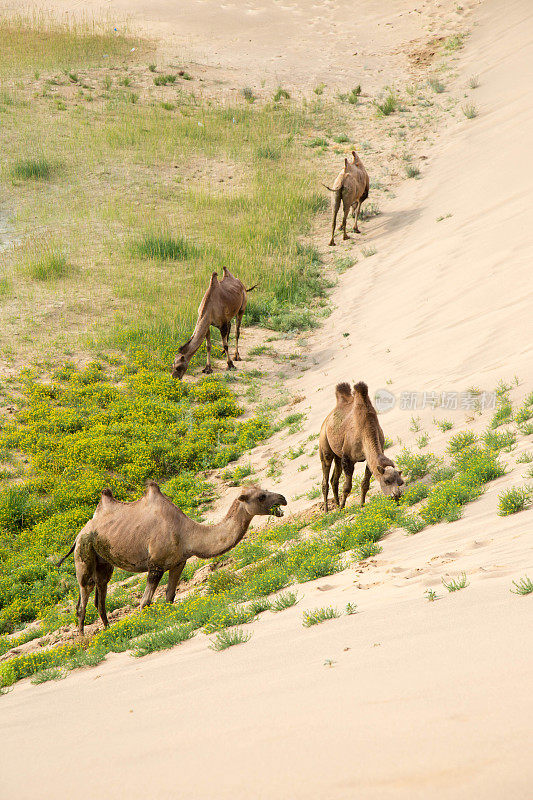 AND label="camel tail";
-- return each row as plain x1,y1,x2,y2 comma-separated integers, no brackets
335,382,352,400
246,283,258,292
57,541,76,567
